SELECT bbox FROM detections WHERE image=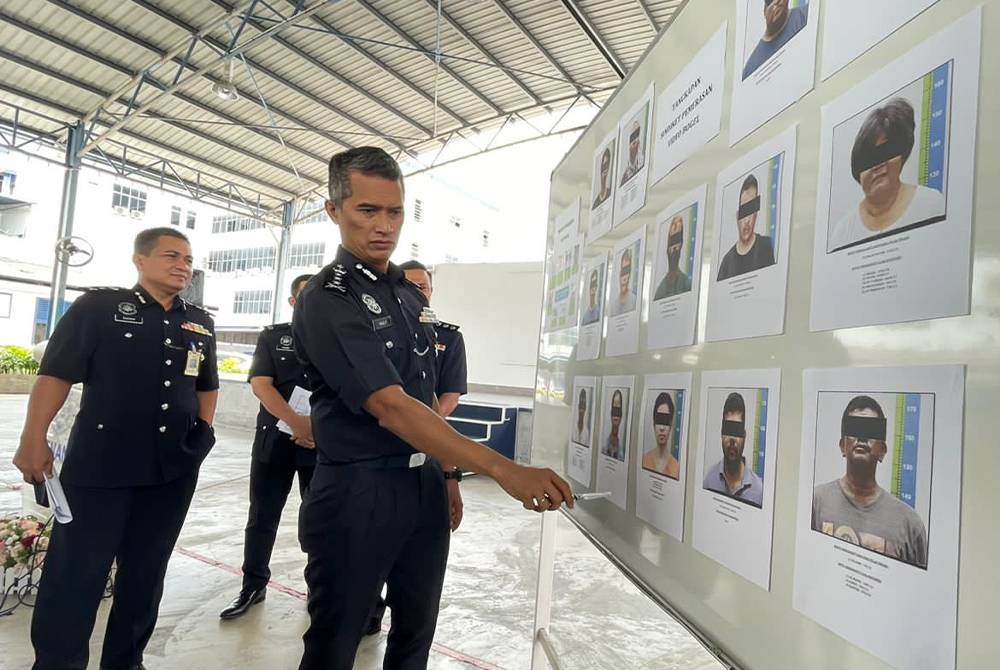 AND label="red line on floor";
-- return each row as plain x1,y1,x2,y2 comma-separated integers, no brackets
174,545,509,670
